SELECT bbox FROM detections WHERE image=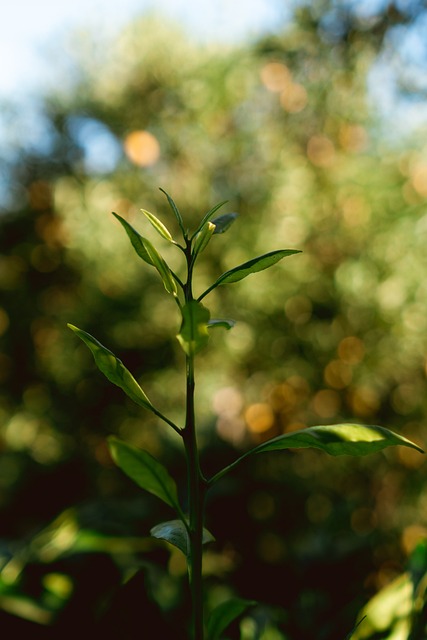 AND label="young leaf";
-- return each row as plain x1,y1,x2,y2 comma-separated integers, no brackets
198,249,302,301
113,212,178,294
207,598,256,640
112,212,154,265
191,200,228,239
207,319,236,330
159,188,185,236
177,300,210,356
150,519,215,558
141,209,174,243
142,236,178,295
211,212,238,234
67,324,153,410
108,437,181,511
192,221,216,257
